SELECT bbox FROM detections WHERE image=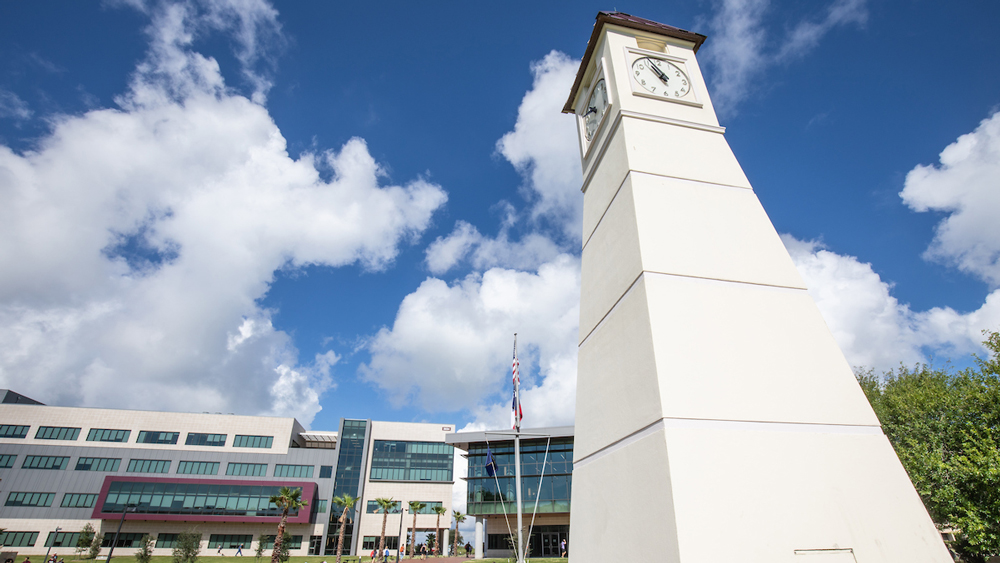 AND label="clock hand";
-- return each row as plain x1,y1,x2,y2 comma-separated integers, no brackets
647,59,670,84
583,106,597,117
